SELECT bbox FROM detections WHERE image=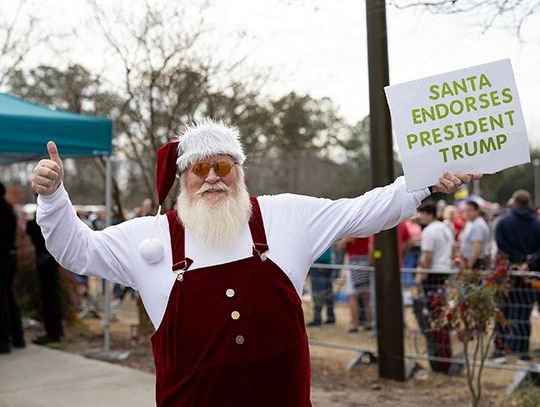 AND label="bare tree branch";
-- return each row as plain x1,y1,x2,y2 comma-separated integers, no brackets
0,1,59,87
390,0,540,37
